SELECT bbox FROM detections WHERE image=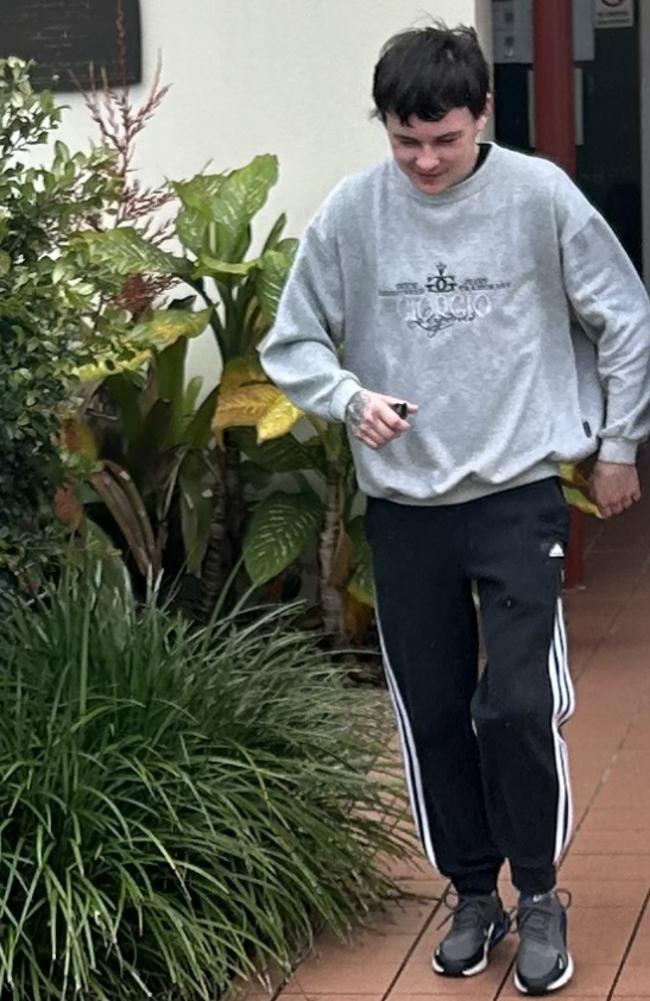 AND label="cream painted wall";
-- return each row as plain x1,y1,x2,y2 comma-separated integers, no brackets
48,0,491,374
